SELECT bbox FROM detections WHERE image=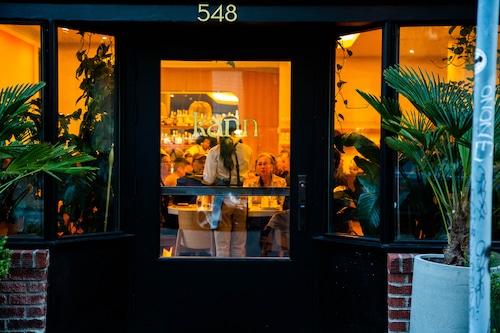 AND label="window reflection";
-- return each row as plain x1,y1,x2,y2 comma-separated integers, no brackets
159,61,291,258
